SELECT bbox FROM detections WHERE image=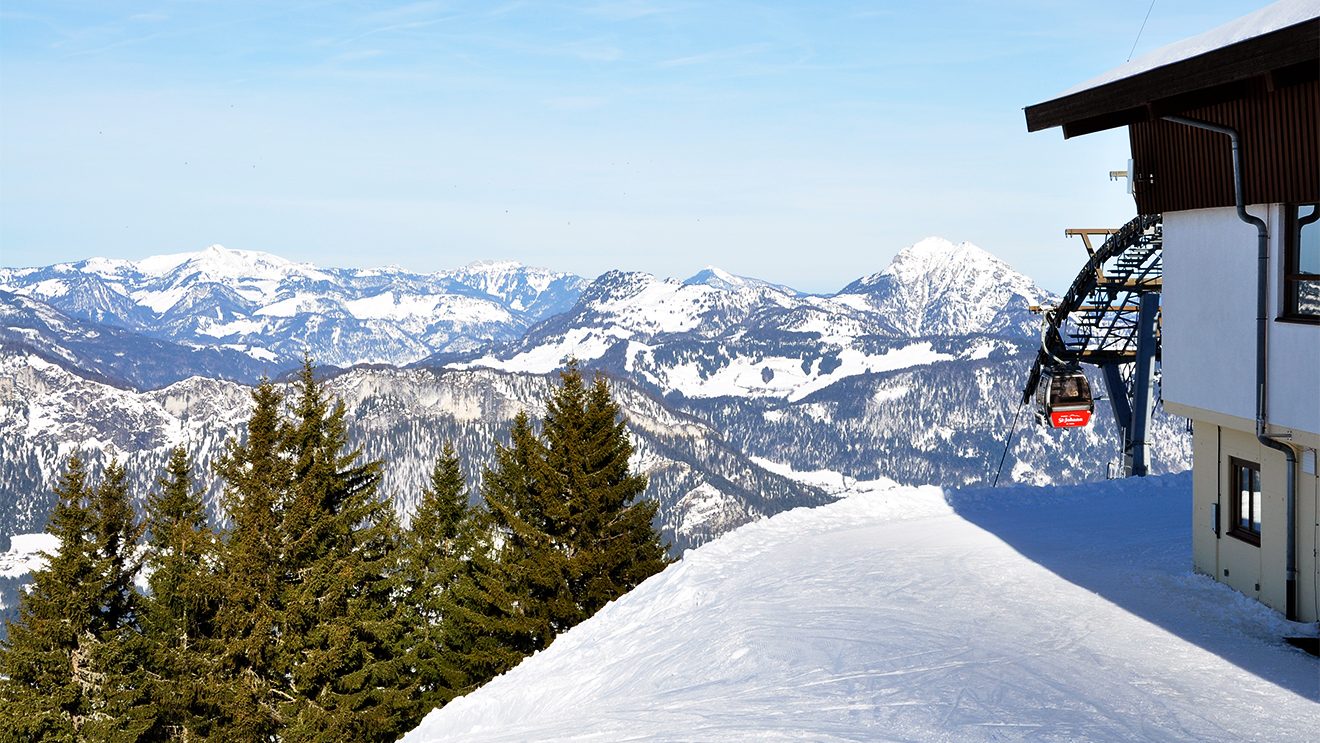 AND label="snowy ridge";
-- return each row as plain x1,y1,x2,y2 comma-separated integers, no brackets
404,473,1318,742
0,351,830,552
0,289,286,390
0,246,588,372
450,237,1051,401
0,533,58,579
